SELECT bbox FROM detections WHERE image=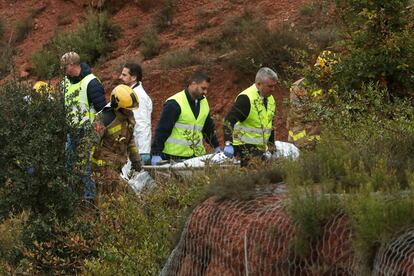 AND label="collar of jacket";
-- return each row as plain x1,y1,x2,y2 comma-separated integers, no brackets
67,63,92,84
184,88,205,103
131,82,141,89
